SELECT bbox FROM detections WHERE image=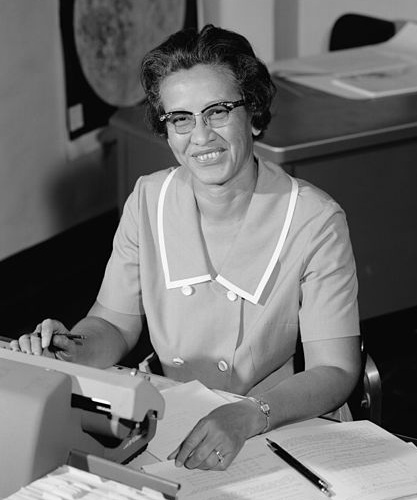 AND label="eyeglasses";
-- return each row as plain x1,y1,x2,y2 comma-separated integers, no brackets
159,99,245,134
